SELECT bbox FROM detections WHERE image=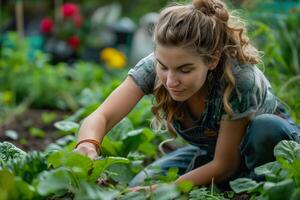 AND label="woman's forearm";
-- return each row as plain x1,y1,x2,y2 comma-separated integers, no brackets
77,110,108,144
175,160,235,186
